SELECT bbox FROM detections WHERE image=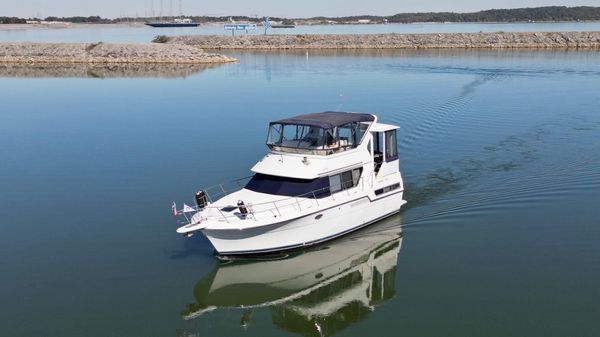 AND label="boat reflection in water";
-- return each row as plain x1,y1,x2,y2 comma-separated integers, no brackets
0,63,220,79
182,216,403,336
